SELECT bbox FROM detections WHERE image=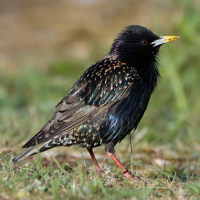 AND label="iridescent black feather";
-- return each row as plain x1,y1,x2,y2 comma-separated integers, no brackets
13,25,162,163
